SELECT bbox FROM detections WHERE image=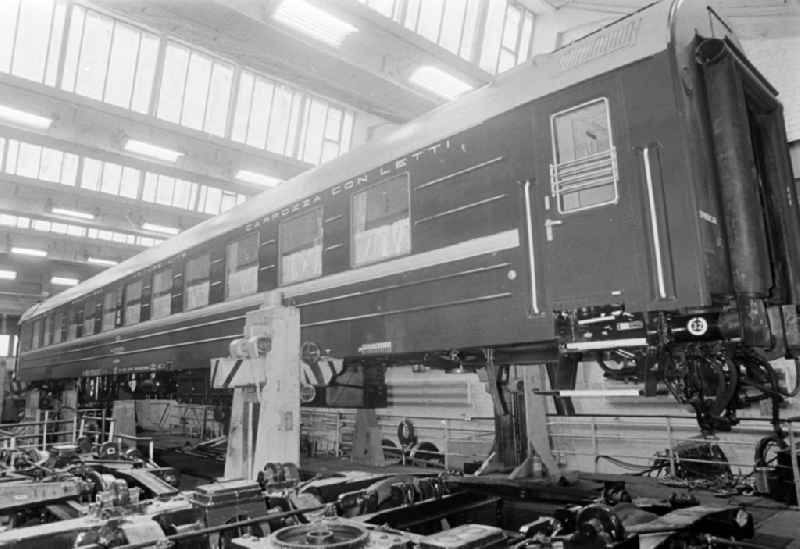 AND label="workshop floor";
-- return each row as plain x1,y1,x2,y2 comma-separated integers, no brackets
147,432,800,546
598,473,800,547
